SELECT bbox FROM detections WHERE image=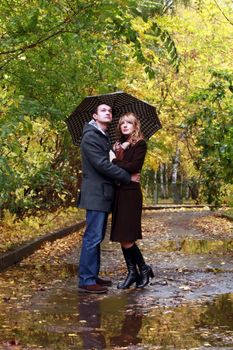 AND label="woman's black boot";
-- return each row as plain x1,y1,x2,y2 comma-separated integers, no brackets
117,246,140,289
131,244,154,288
136,264,154,288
